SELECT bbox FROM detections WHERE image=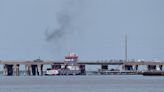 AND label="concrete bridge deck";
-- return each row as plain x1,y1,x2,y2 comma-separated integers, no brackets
0,60,164,65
